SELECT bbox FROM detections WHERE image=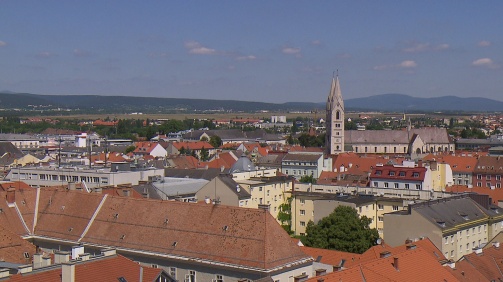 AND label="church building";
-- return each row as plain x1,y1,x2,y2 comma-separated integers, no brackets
325,75,455,156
